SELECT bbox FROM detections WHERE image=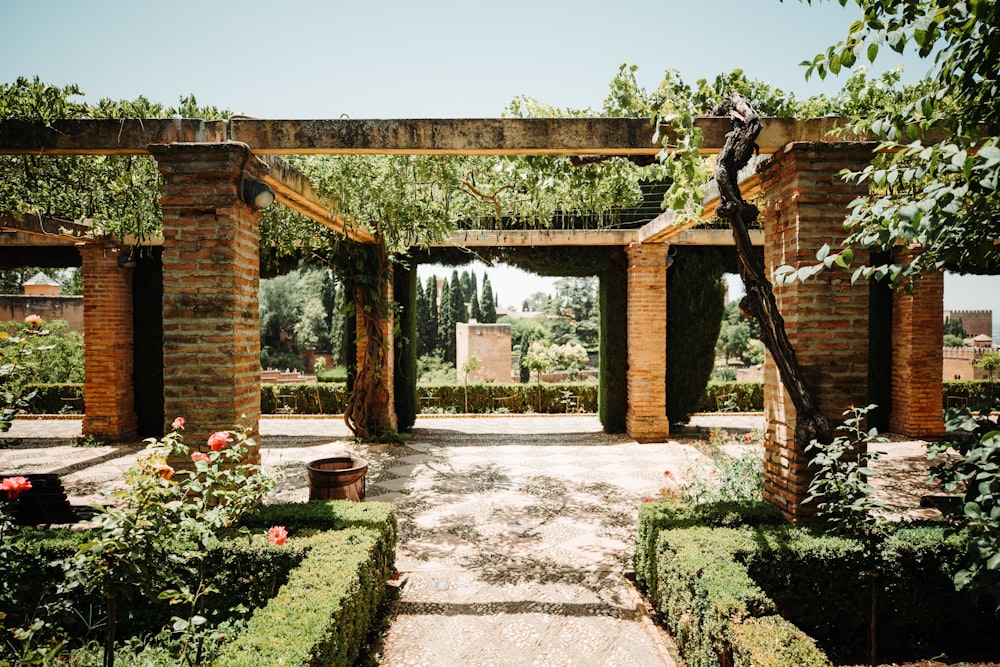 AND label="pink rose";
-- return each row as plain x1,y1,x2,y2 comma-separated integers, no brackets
151,464,174,480
172,417,185,430
267,526,288,546
191,452,210,463
1,476,32,500
207,431,232,451
24,314,43,325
